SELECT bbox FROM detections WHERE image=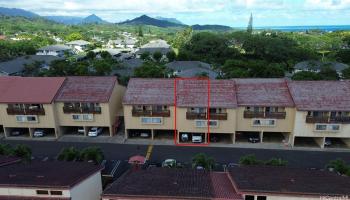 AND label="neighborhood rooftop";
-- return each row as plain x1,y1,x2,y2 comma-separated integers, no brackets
0,161,102,188
65,40,91,45
55,76,117,103
234,78,294,107
103,168,242,200
38,44,71,51
288,80,350,111
229,166,350,197
0,77,65,104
